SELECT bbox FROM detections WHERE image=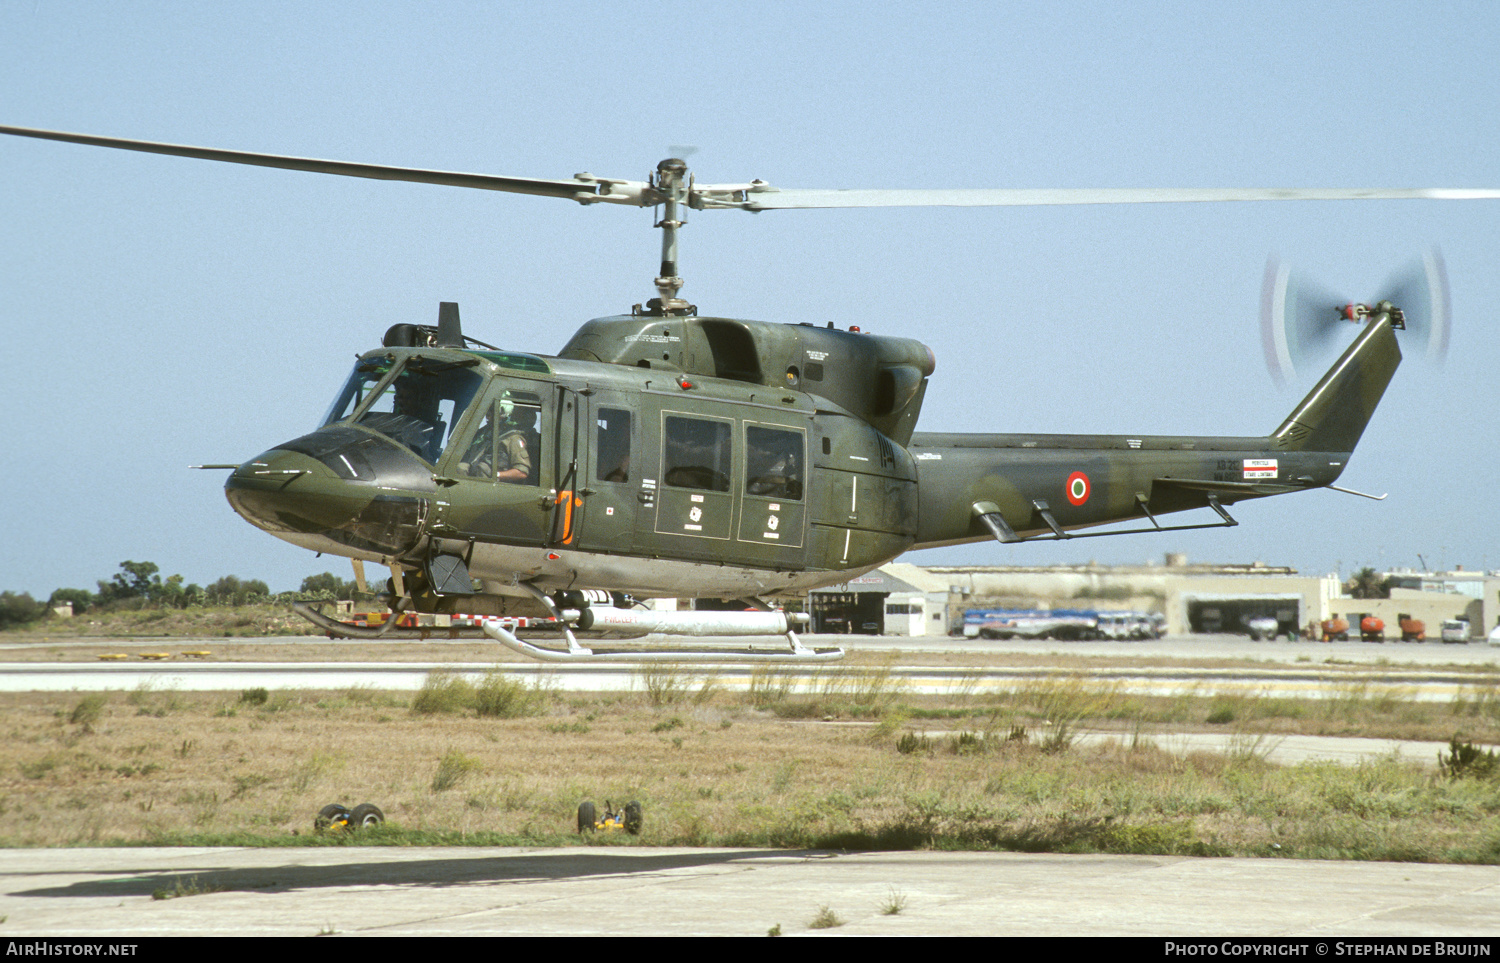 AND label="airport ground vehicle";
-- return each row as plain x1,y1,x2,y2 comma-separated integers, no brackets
1321,618,1351,642
314,803,385,832
1247,616,1280,641
577,800,643,835
962,608,1163,641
